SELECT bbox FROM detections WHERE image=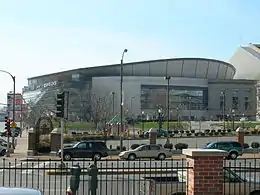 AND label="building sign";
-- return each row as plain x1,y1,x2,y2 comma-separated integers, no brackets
6,93,23,120
43,81,57,88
